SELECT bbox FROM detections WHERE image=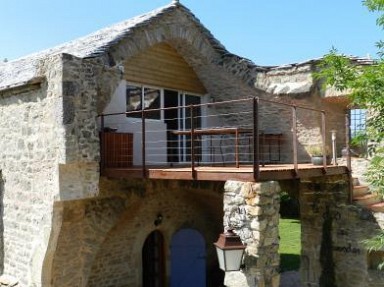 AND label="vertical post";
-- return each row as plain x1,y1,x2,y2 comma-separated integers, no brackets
235,128,239,168
190,105,196,180
253,97,260,181
345,112,351,171
345,111,353,203
261,132,265,167
321,111,327,169
100,114,105,171
142,110,146,178
292,106,298,174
